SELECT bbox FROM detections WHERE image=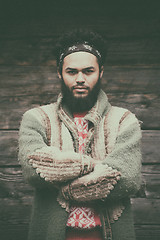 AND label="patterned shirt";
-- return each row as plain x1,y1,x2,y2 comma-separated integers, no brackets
66,113,101,229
